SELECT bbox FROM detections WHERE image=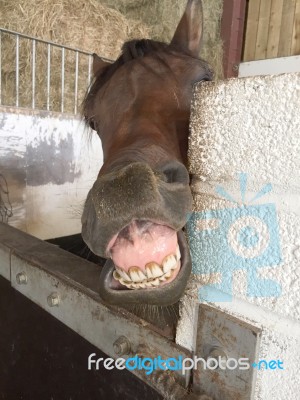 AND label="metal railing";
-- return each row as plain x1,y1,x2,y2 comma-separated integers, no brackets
0,28,112,114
